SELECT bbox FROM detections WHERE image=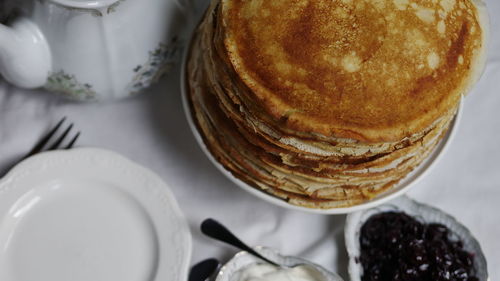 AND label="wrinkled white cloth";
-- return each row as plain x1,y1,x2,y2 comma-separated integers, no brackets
0,0,499,280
